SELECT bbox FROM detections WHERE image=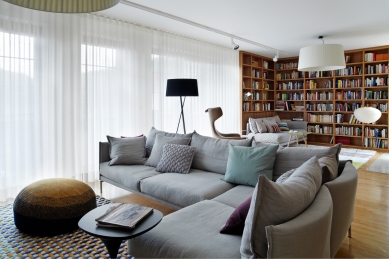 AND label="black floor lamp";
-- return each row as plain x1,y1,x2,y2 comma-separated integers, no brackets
166,79,199,134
